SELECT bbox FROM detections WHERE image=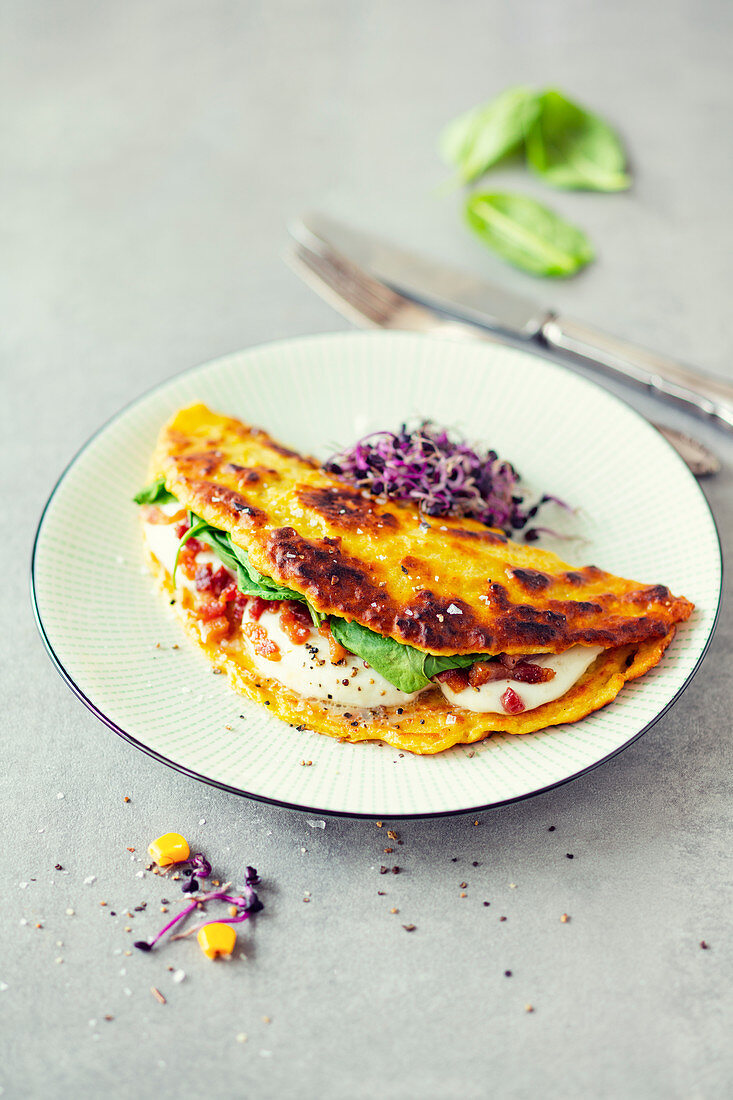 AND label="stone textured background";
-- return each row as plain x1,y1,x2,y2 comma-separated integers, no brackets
3,2,731,1097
